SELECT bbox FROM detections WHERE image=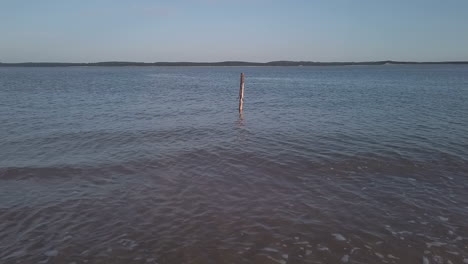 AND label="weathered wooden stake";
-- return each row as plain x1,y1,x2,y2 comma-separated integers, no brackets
239,73,245,113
